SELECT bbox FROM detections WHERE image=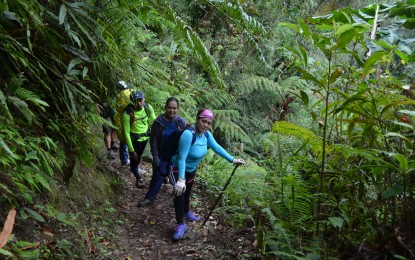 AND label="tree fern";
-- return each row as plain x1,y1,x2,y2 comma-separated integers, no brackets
164,5,226,89
214,109,252,144
272,121,326,156
209,0,267,64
